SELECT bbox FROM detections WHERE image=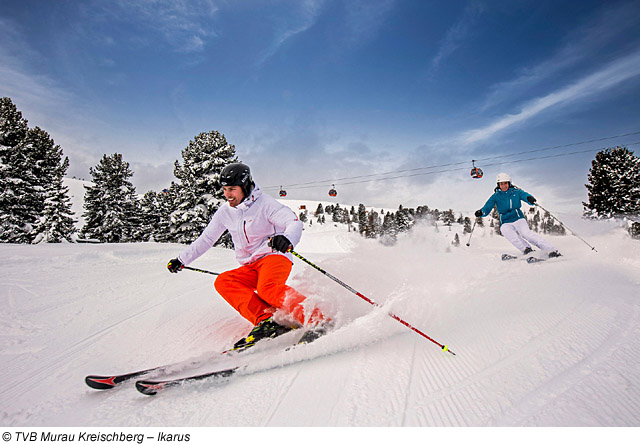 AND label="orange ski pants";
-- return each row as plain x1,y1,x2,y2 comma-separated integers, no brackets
214,254,322,326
